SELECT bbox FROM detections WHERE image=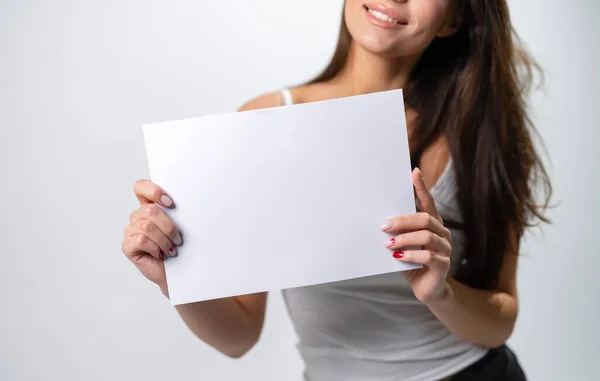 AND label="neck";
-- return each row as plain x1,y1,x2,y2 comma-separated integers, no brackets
333,41,420,95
